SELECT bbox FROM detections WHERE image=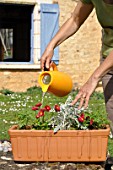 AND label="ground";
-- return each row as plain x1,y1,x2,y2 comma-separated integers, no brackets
0,150,111,170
